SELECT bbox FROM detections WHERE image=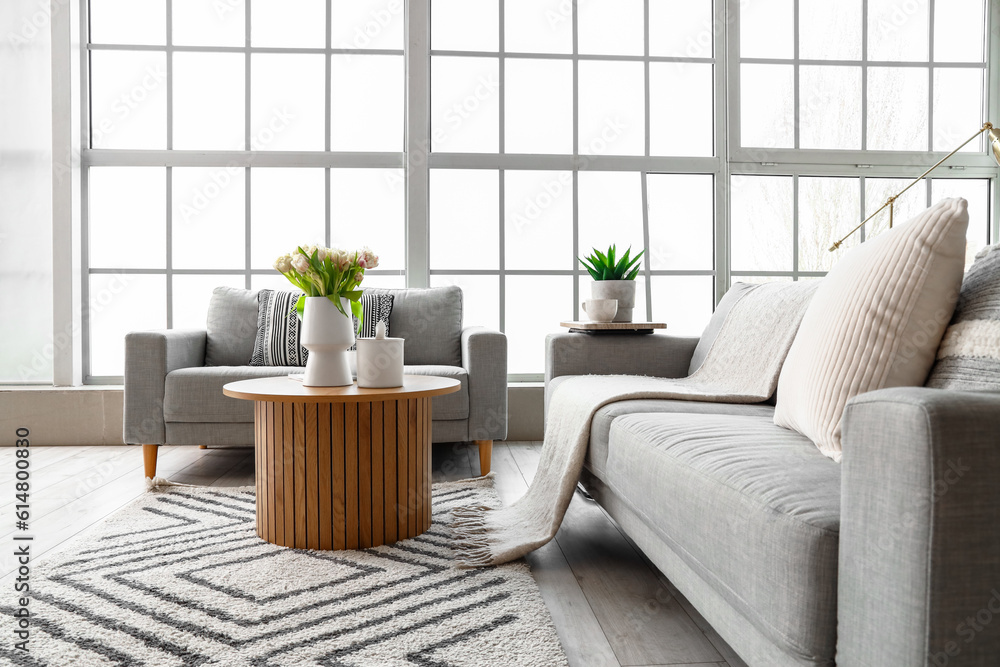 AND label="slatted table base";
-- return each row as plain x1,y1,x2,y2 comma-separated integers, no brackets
254,396,433,550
